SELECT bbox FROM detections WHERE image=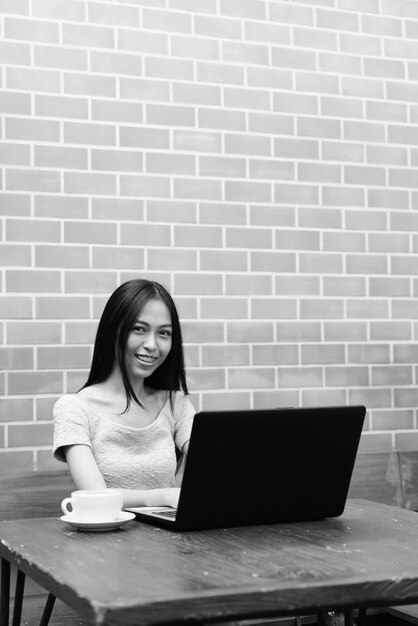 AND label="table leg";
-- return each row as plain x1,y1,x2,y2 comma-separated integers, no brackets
39,593,56,626
318,611,345,626
12,569,26,626
1,558,11,626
